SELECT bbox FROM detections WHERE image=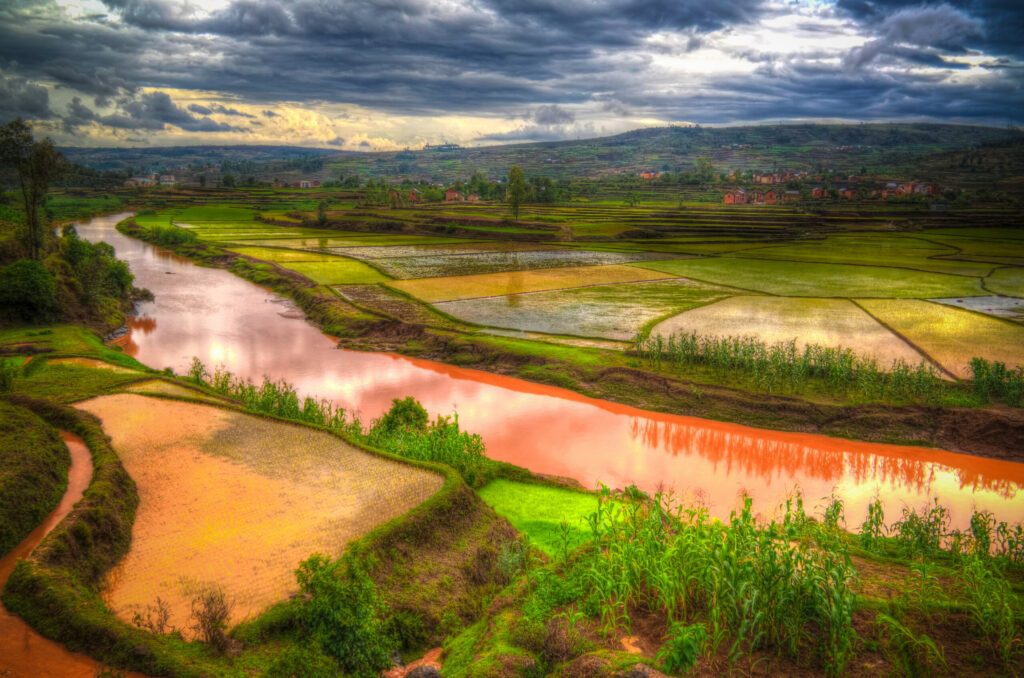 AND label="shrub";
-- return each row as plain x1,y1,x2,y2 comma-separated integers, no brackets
189,586,232,653
0,259,58,321
296,554,395,677
375,396,429,433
